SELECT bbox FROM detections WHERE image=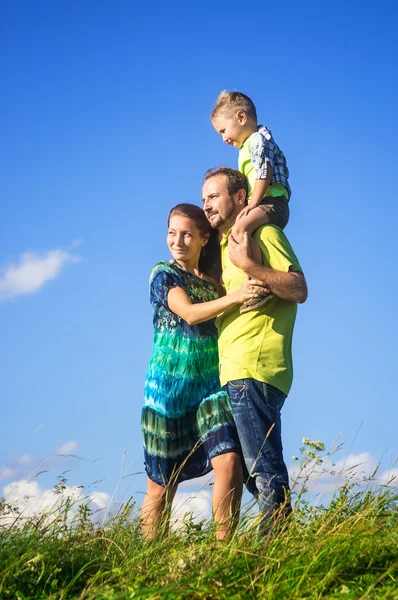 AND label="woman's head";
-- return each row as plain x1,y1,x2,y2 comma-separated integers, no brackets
167,204,221,281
